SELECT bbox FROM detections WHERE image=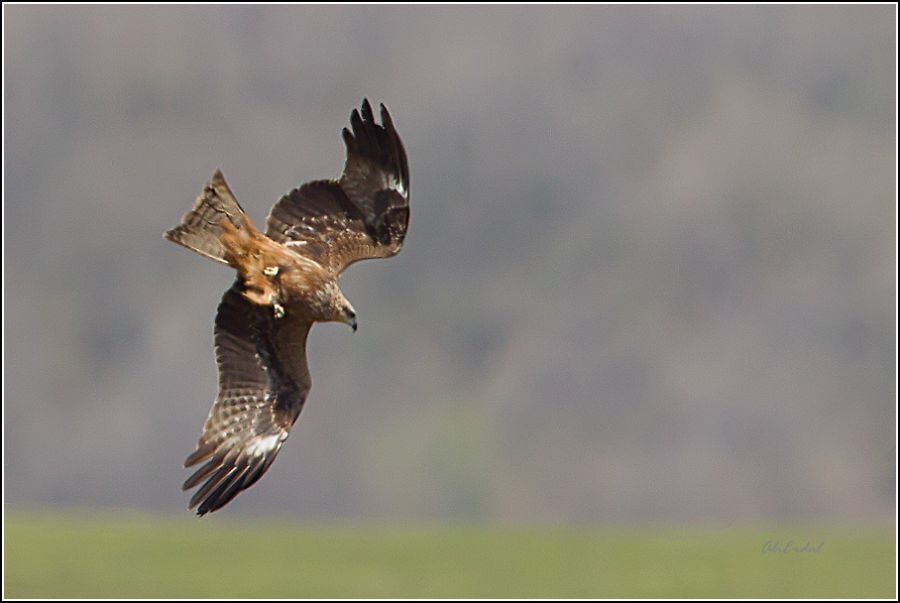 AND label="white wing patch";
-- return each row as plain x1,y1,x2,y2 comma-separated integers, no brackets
246,433,285,457
384,174,407,198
